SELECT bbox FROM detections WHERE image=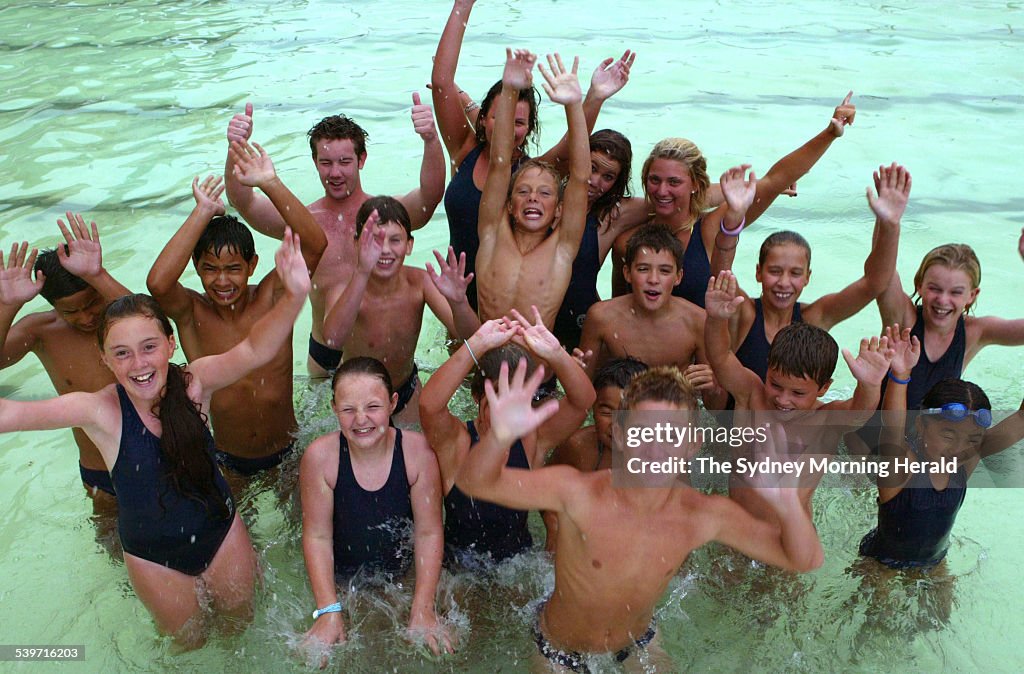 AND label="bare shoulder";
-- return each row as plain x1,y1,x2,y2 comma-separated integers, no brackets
549,426,596,471
300,432,341,473
669,297,707,325
399,429,442,483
